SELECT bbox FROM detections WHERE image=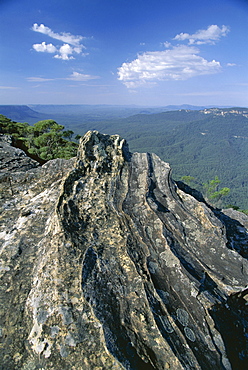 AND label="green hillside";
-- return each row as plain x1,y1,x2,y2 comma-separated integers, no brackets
126,110,248,209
